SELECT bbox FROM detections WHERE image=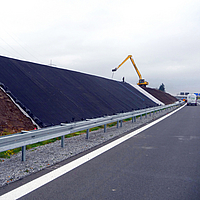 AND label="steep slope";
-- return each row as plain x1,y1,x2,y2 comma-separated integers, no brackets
0,55,158,127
